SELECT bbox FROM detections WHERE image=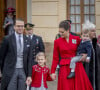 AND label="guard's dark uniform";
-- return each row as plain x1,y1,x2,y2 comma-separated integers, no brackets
25,23,45,65
30,34,45,65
